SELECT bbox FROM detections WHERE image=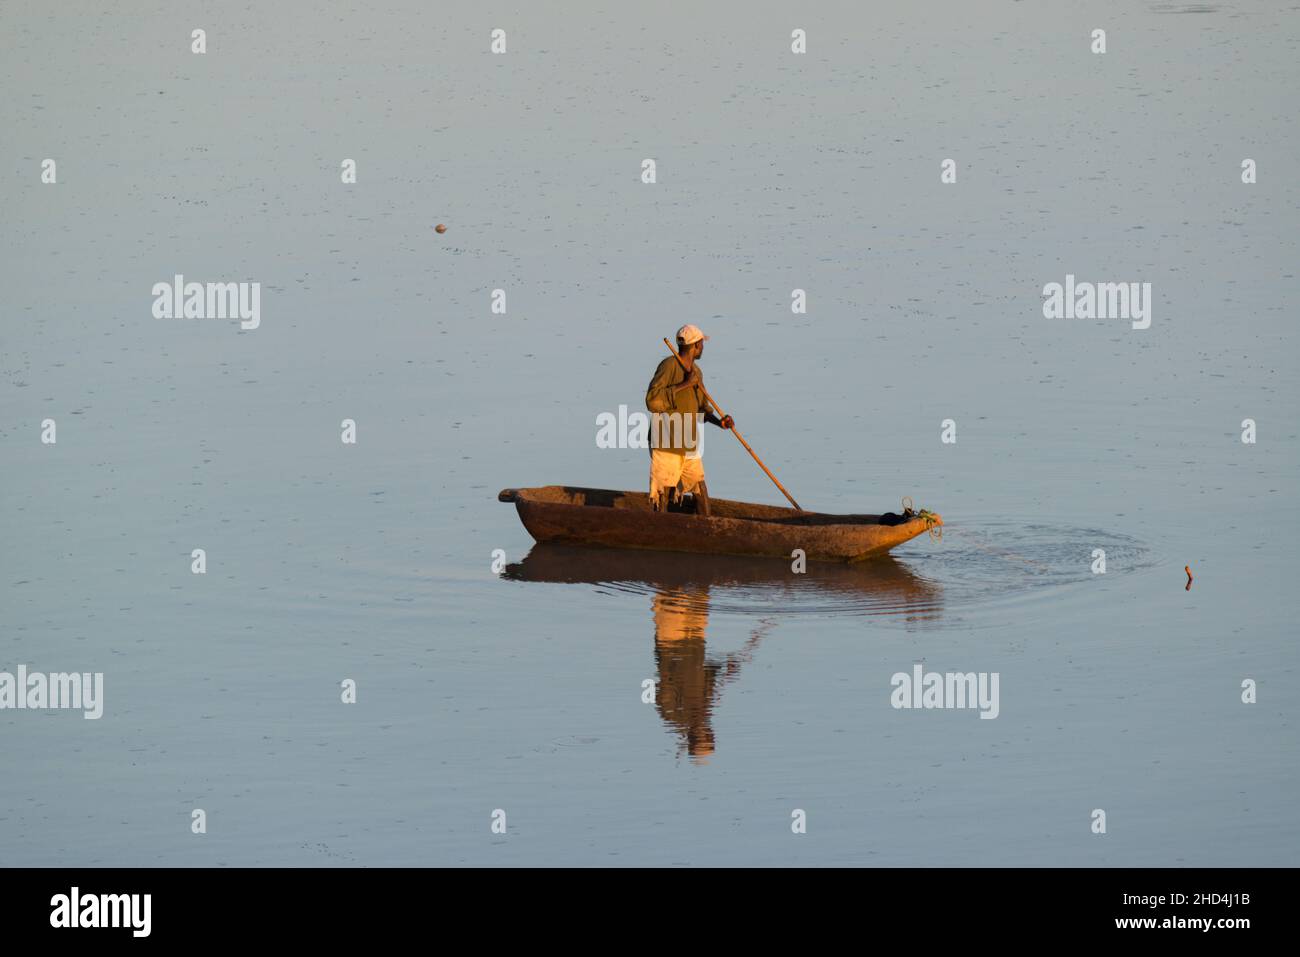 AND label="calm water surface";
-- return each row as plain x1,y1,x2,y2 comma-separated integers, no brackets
2,1,1297,865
